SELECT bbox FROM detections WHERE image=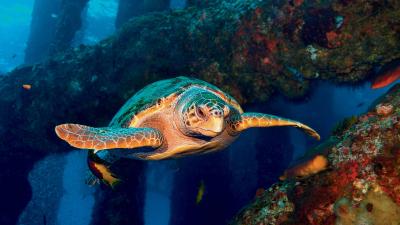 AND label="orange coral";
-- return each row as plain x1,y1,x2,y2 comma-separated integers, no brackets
266,39,279,53
376,103,393,116
293,0,304,7
326,31,340,48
